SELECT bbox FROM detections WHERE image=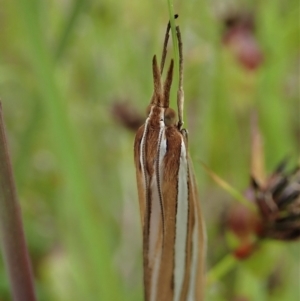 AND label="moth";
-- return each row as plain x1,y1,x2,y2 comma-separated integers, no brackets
134,22,206,301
